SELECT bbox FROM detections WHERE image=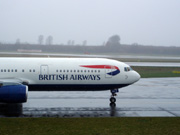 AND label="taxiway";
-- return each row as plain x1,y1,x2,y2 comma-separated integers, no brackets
0,77,180,117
